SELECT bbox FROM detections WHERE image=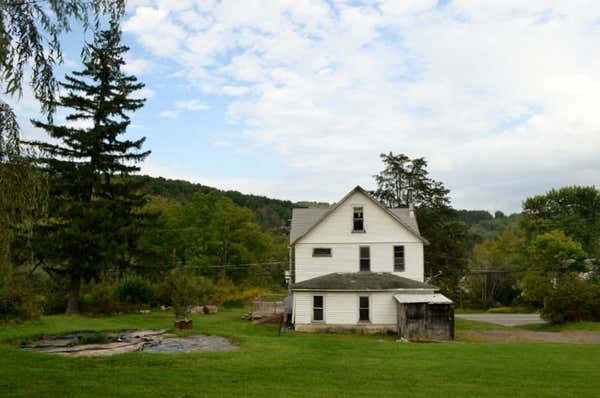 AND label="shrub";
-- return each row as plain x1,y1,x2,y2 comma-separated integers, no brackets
0,278,43,322
540,275,600,323
167,269,200,318
81,280,120,315
222,287,271,307
116,275,156,306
